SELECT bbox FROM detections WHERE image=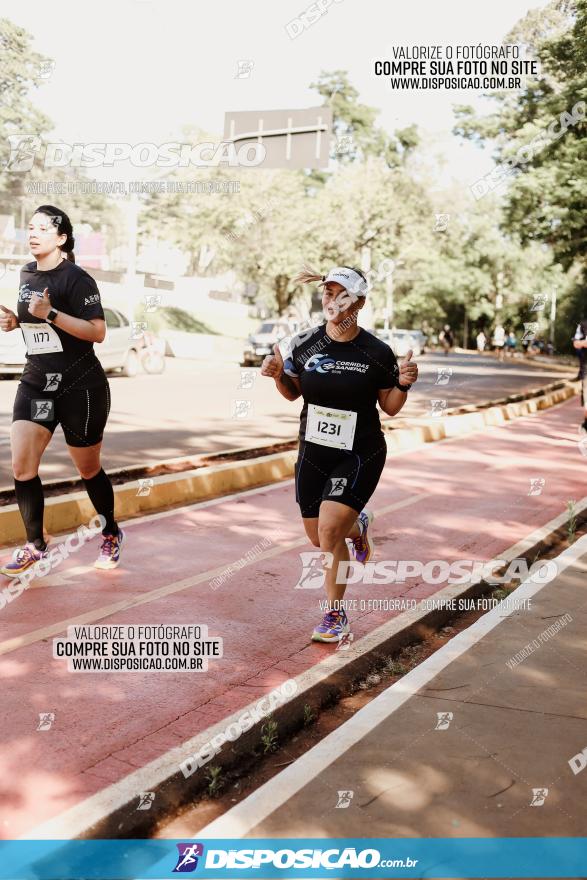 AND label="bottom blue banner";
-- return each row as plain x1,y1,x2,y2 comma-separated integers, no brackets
0,837,585,879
